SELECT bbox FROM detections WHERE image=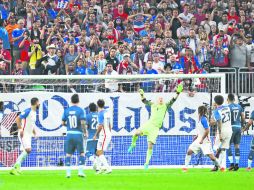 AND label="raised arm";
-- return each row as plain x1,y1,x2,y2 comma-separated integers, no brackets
166,83,183,107
139,89,152,106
